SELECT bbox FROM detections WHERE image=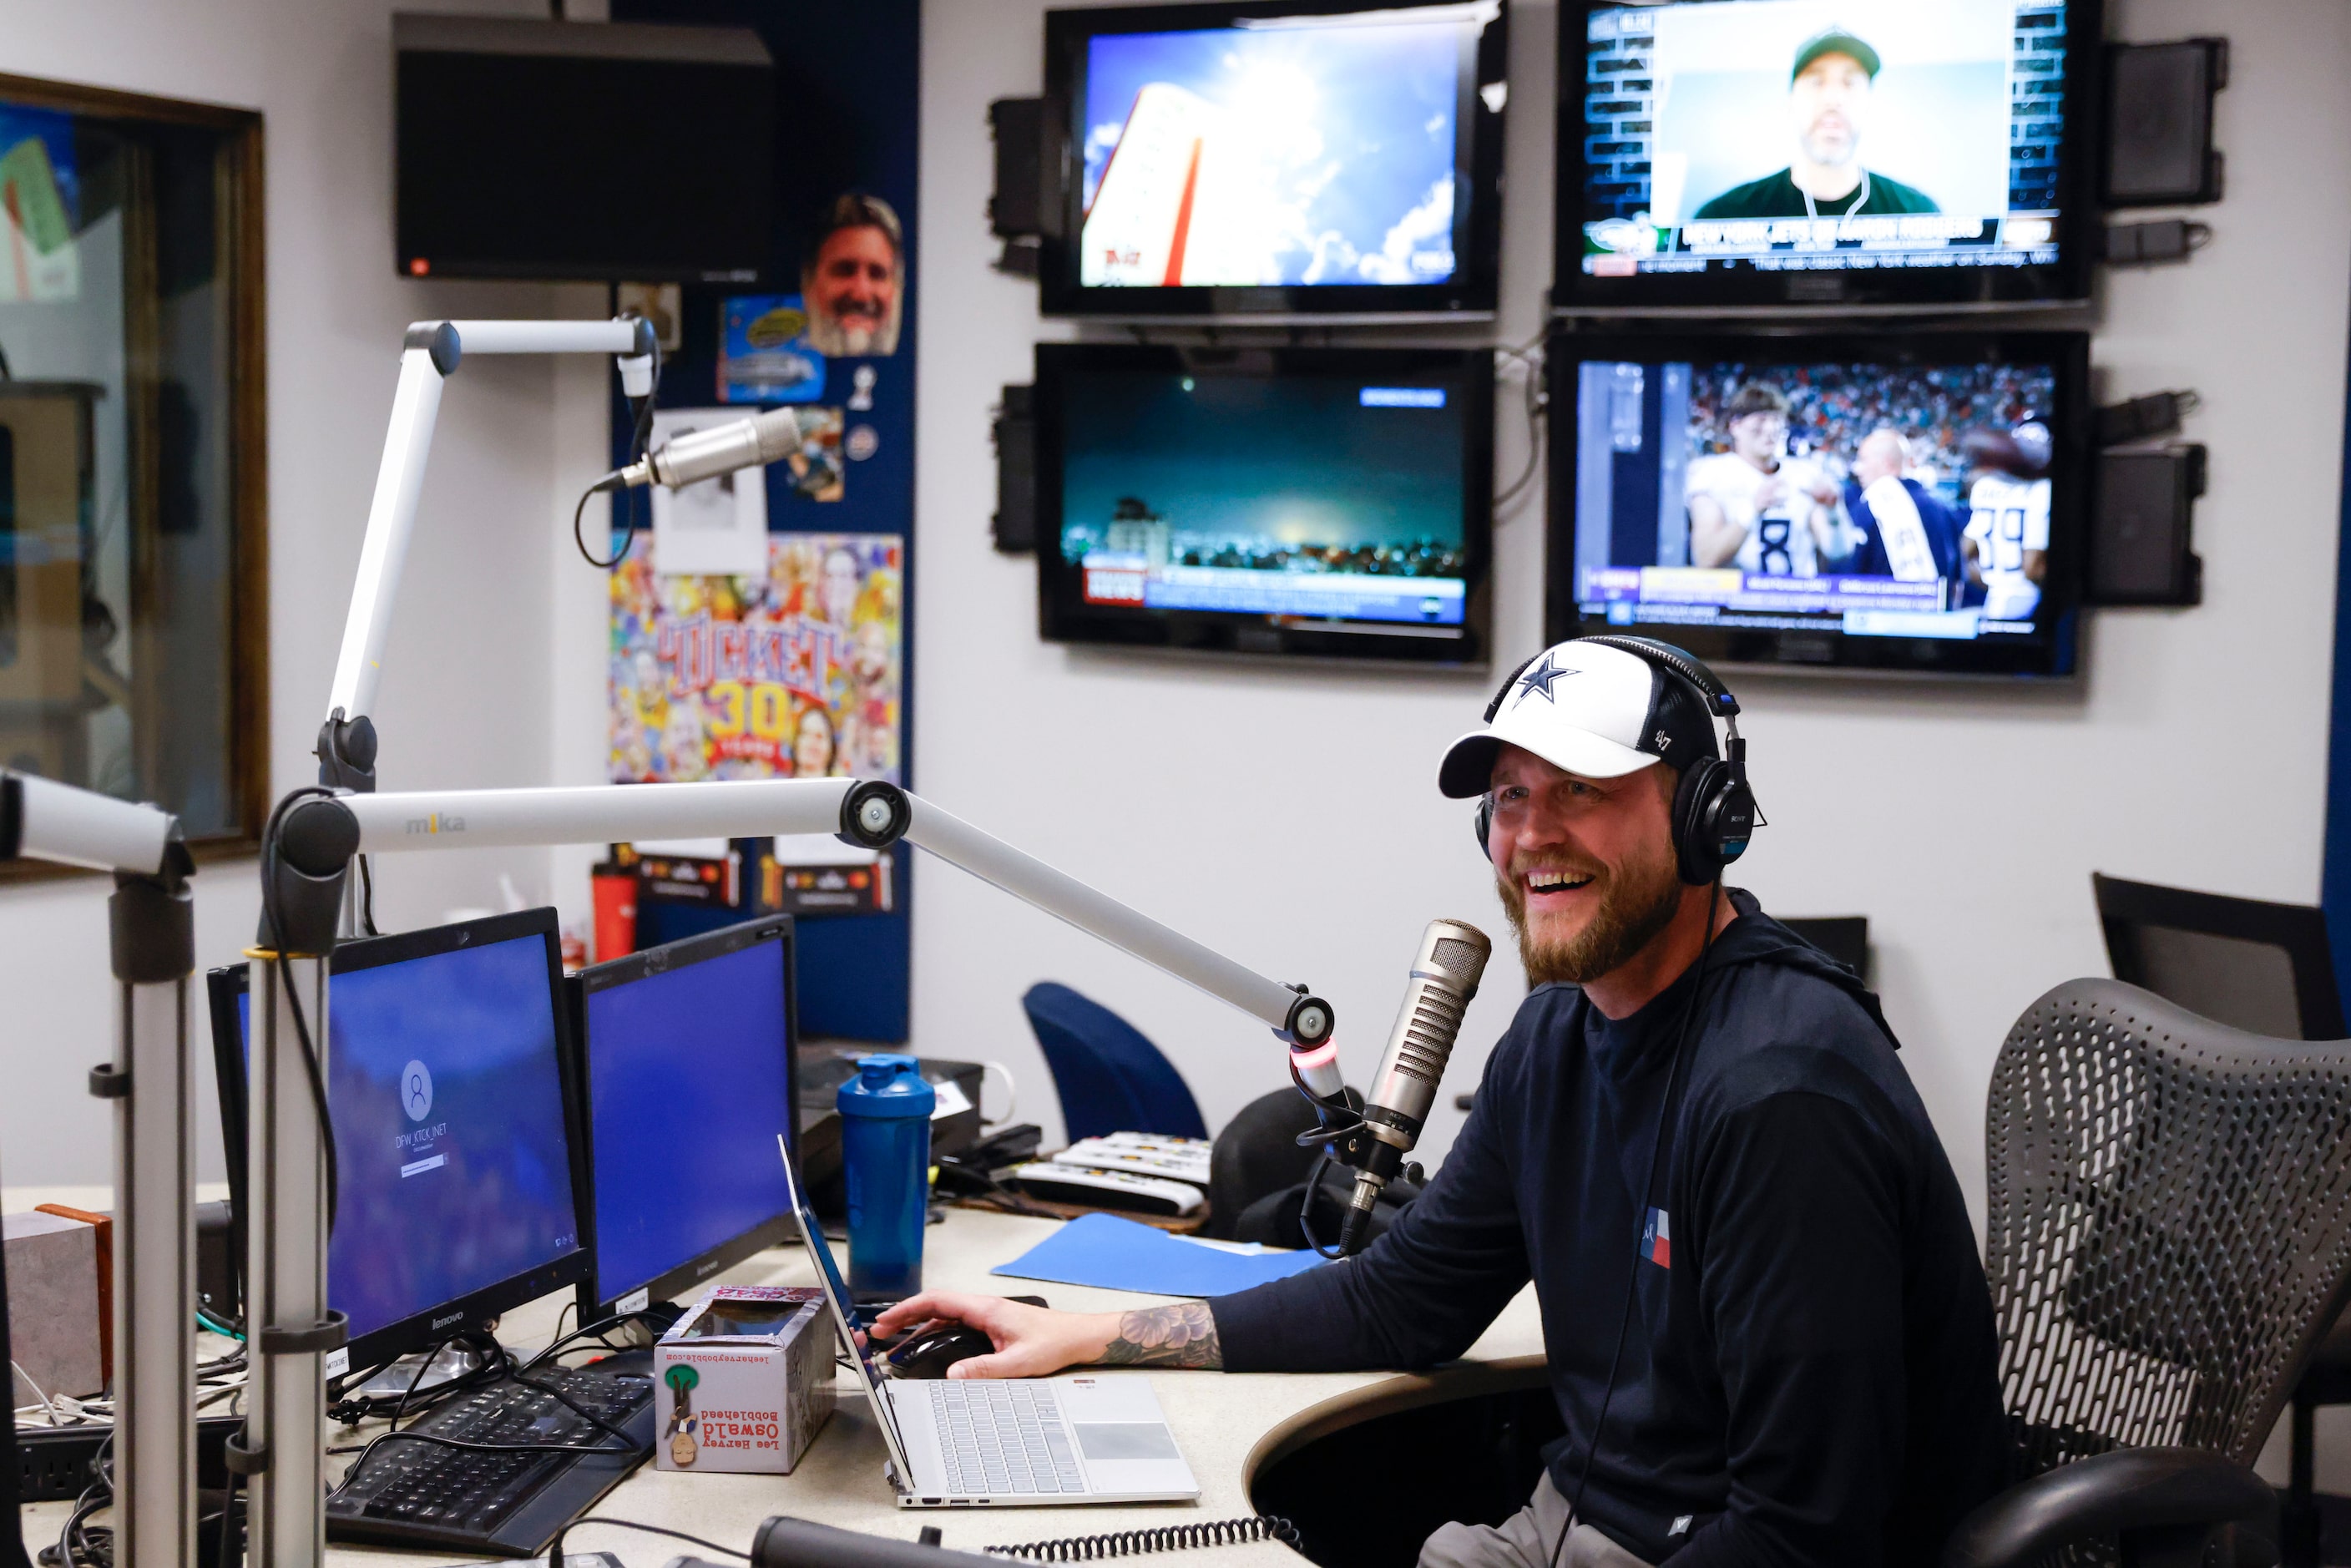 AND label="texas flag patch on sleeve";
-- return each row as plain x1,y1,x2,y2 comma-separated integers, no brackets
1640,1207,1671,1269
